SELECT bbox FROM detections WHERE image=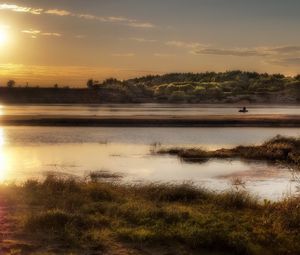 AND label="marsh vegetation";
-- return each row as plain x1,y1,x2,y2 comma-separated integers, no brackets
0,171,299,255
158,135,300,167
